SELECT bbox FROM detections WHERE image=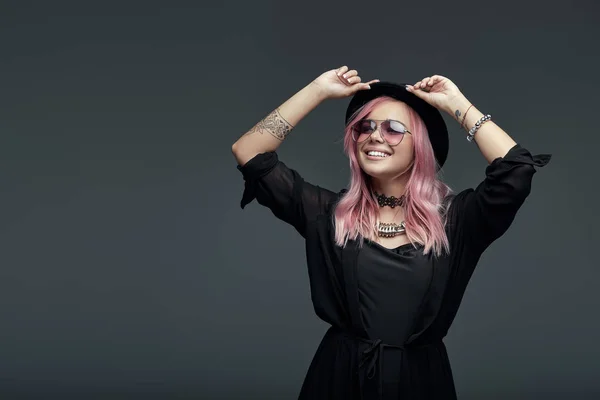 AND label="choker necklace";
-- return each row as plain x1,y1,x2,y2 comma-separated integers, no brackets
377,221,406,238
374,191,406,208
